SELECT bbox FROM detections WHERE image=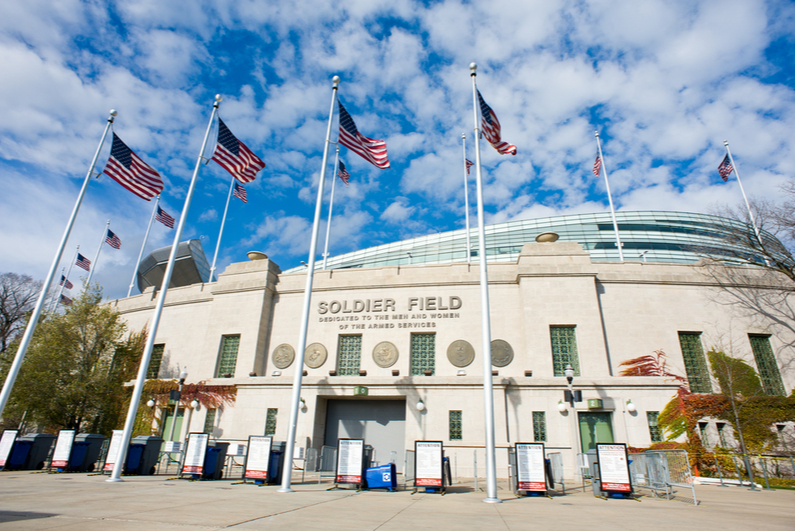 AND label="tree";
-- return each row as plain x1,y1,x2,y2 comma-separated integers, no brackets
0,273,43,357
